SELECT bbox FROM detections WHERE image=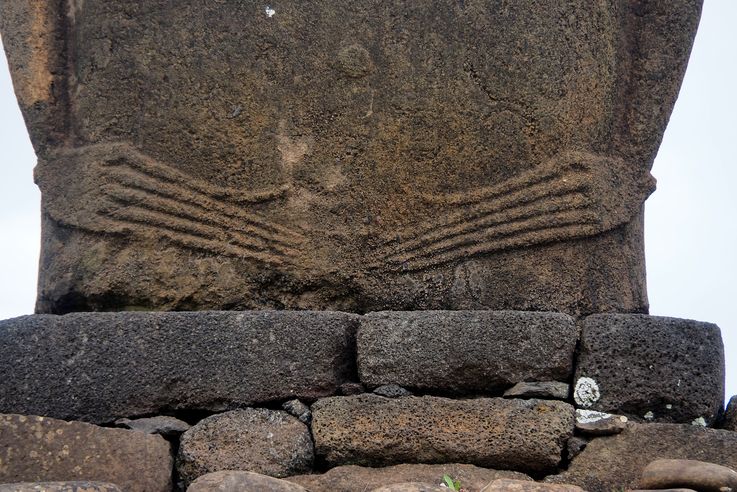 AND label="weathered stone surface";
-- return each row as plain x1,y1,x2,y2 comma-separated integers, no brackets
504,382,570,400
575,409,628,436
288,464,531,492
0,0,701,315
177,409,313,486
565,437,588,462
370,484,446,492
311,395,573,474
0,483,123,492
546,423,737,491
282,400,312,424
573,314,724,424
358,311,577,392
722,395,737,431
482,480,585,492
0,414,172,492
640,459,737,492
0,311,358,423
187,471,308,492
115,415,191,438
